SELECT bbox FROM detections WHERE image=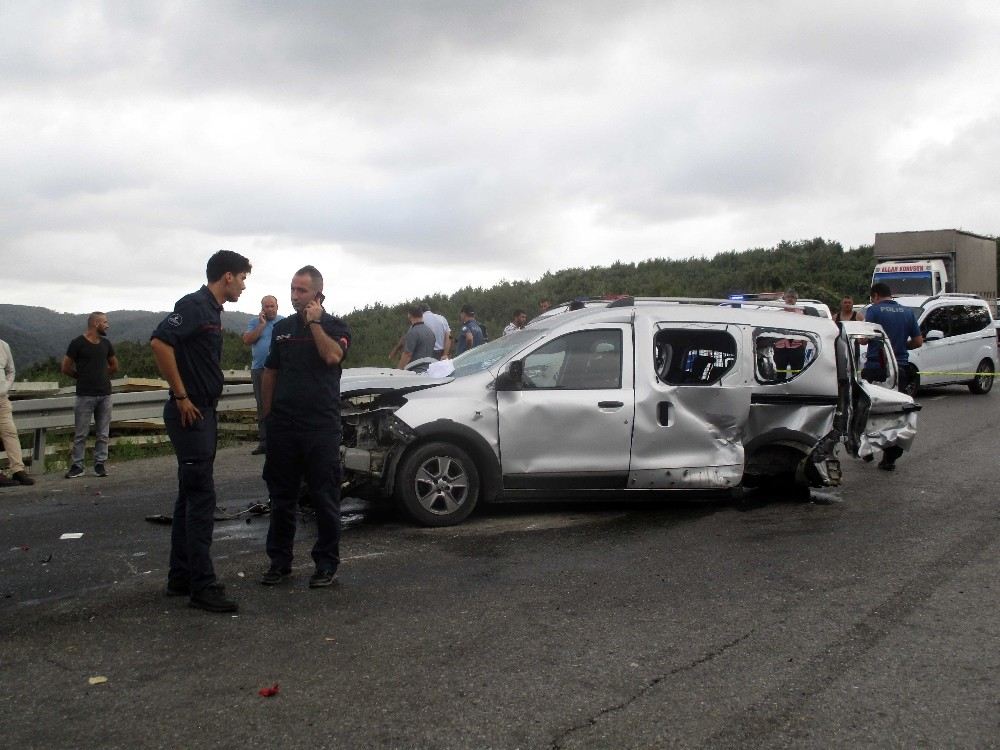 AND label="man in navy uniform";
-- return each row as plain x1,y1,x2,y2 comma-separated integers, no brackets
863,281,923,471
260,265,351,589
151,250,251,613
